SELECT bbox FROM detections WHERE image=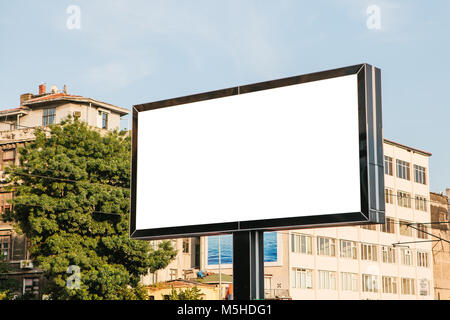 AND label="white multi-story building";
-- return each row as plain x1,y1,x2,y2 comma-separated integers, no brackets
150,139,435,300
287,139,433,300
